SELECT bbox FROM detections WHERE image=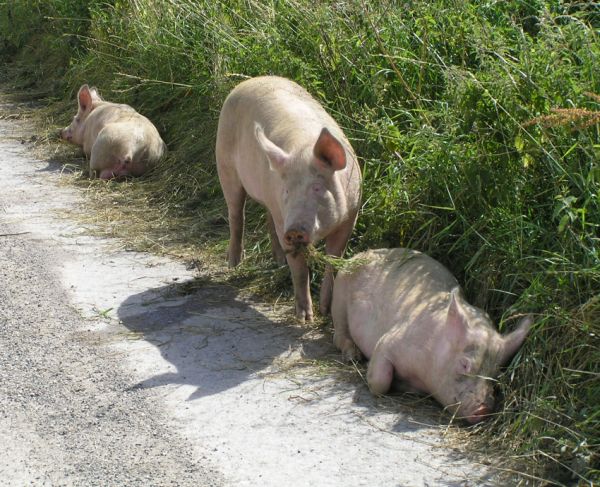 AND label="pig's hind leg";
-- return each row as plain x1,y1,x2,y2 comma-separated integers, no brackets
90,132,129,180
335,335,362,363
366,341,394,395
217,170,247,267
98,167,117,180
98,157,132,180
